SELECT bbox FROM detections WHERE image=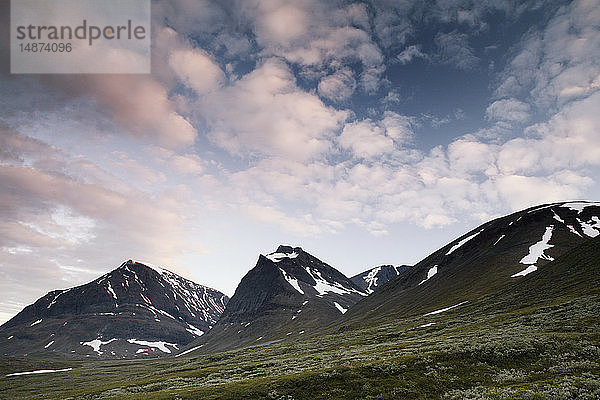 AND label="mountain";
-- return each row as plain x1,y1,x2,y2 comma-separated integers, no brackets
192,245,367,352
0,260,228,358
342,201,600,326
350,265,411,294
